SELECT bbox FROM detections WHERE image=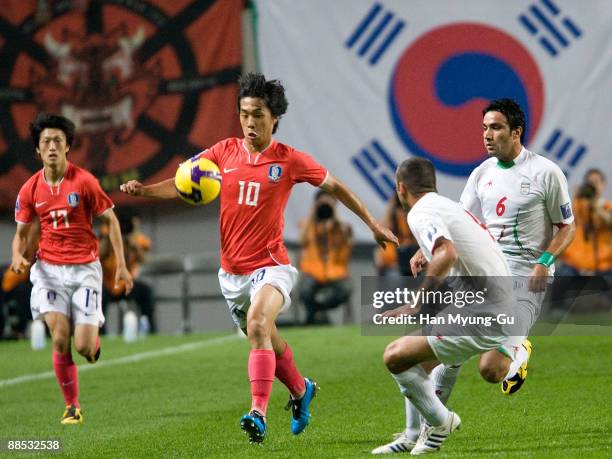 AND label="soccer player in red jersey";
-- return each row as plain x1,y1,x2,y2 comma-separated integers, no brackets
120,73,398,443
11,113,133,425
